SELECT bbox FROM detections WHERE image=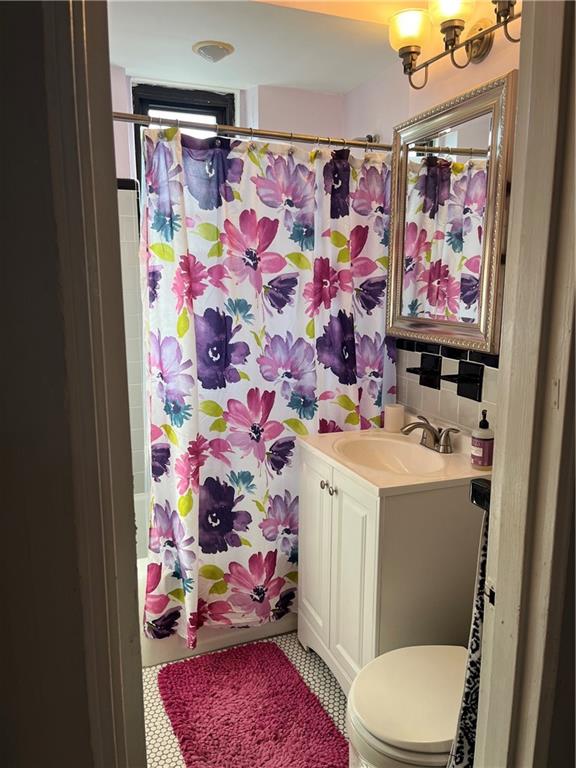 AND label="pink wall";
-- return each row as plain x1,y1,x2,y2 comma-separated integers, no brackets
256,85,344,137
343,33,520,145
110,64,136,179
